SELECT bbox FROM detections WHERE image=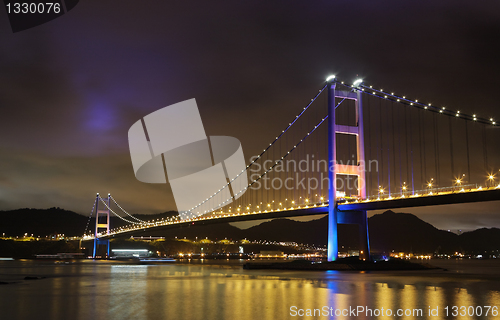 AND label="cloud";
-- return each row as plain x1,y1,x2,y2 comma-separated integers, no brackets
0,149,177,214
